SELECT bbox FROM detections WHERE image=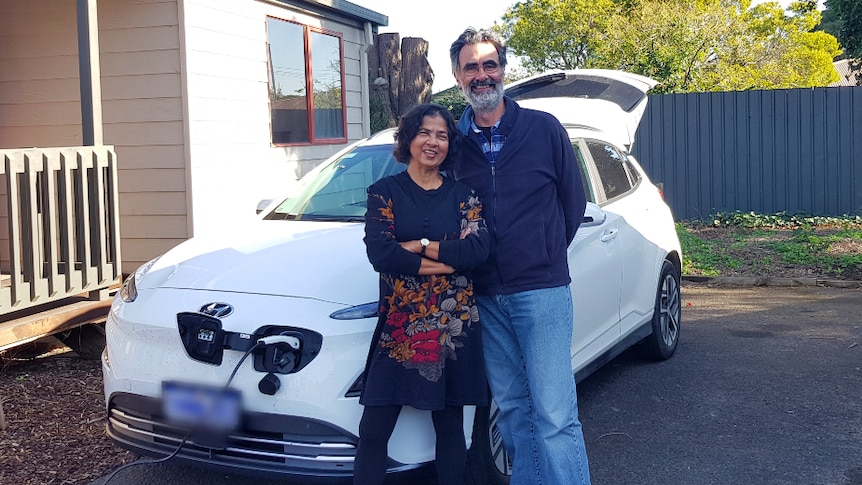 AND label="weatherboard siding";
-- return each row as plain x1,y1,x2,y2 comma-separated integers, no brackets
98,0,190,273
